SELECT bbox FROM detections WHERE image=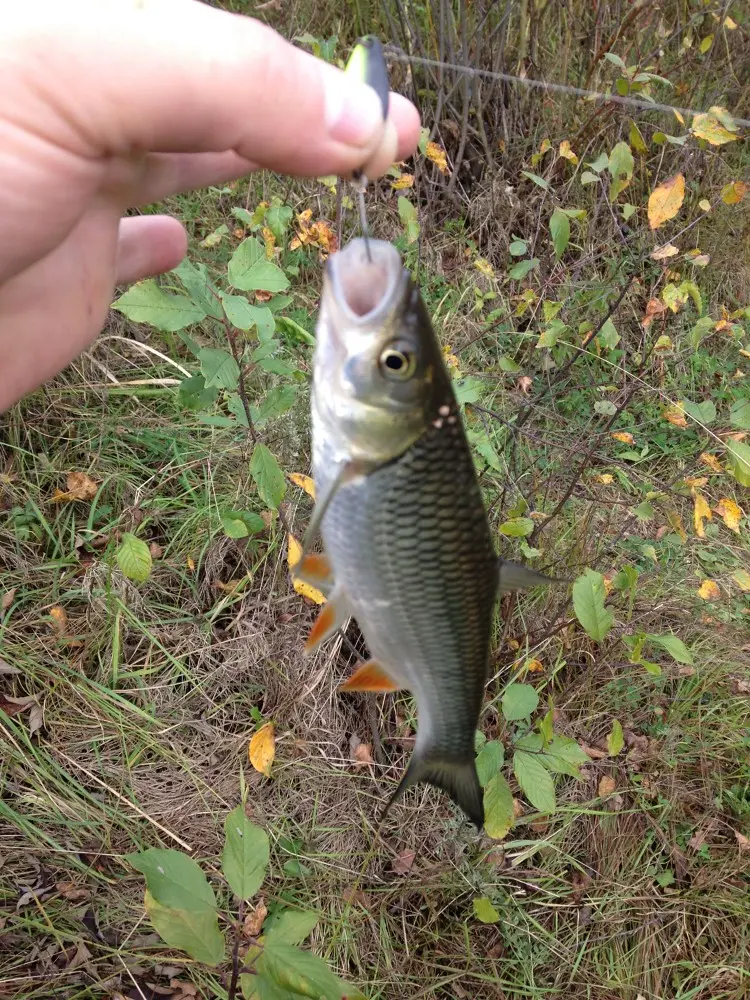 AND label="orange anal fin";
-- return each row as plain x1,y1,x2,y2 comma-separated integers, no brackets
303,593,347,654
295,552,332,587
339,659,401,693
